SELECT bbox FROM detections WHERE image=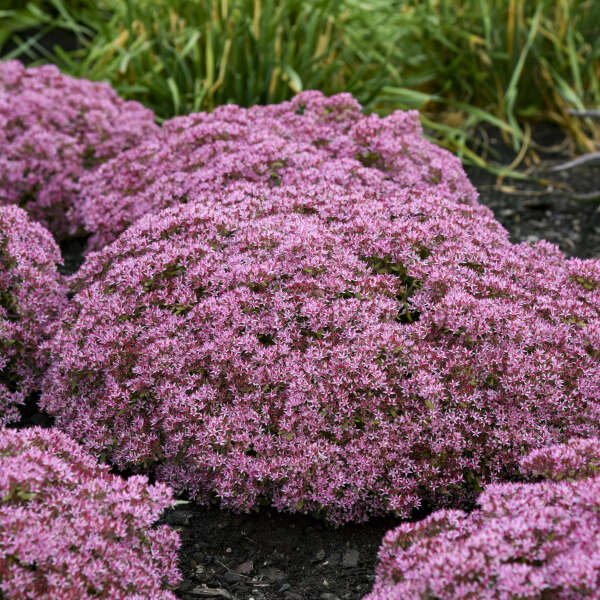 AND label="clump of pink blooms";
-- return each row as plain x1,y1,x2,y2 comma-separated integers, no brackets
4,64,600,595
365,437,600,600
0,205,66,426
79,90,477,250
0,427,181,600
42,168,600,522
0,59,158,238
